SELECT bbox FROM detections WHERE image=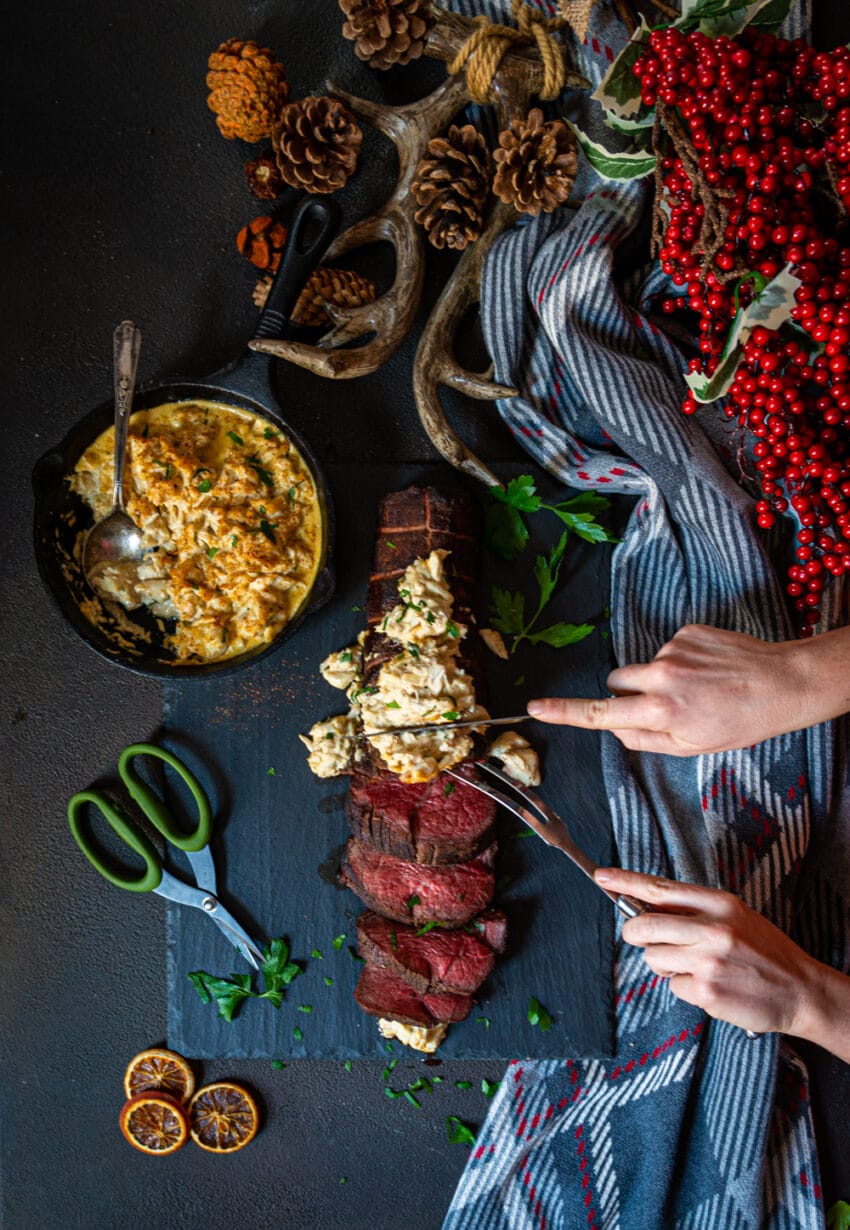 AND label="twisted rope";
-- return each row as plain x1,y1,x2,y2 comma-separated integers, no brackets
448,0,568,103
